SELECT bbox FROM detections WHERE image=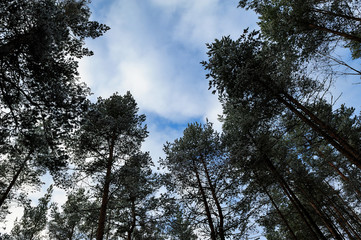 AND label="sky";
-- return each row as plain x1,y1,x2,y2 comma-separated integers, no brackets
2,0,360,237
78,0,258,167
